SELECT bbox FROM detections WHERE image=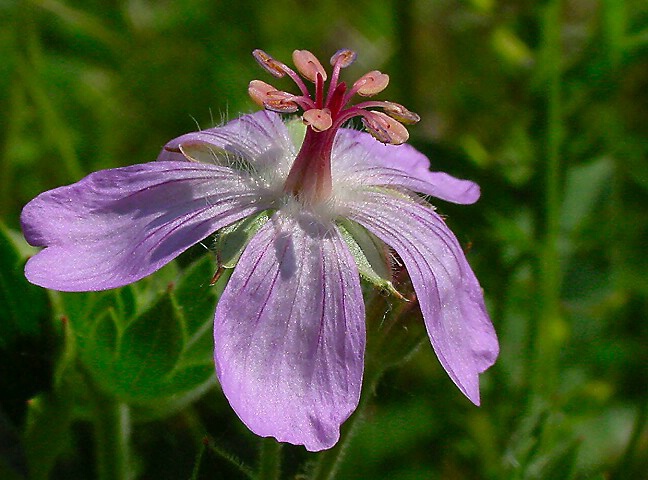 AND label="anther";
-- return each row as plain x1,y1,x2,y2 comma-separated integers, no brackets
252,49,287,78
330,49,357,68
248,80,299,113
382,102,421,124
263,97,300,113
354,71,390,96
303,108,333,132
361,111,409,145
293,50,328,83
248,80,279,107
